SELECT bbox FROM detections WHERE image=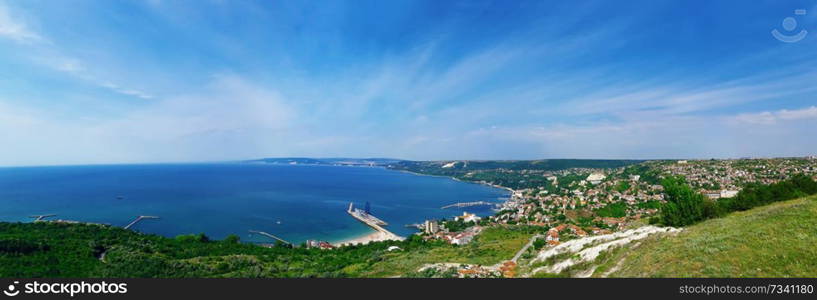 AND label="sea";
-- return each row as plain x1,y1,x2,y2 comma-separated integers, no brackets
0,163,509,244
